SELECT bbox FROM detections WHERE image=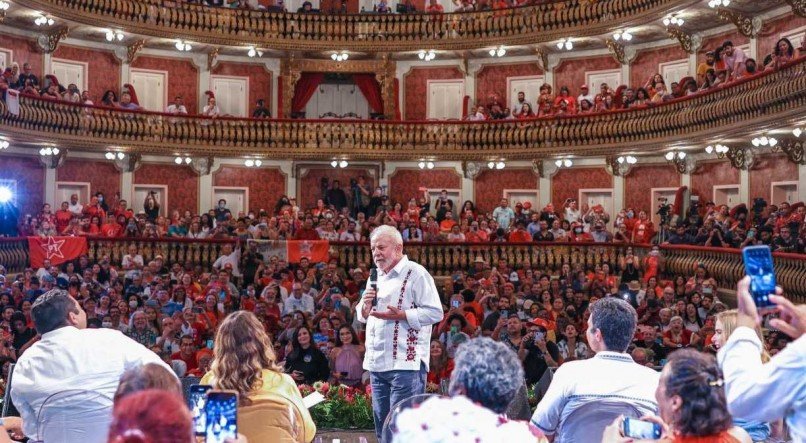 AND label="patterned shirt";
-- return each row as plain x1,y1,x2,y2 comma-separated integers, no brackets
126,328,157,348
